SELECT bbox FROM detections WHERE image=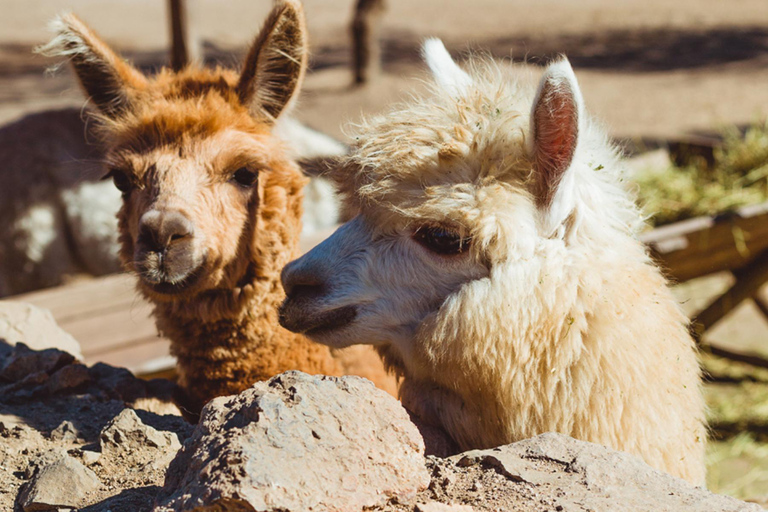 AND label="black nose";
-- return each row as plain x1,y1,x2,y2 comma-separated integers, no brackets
281,260,325,301
137,209,195,252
